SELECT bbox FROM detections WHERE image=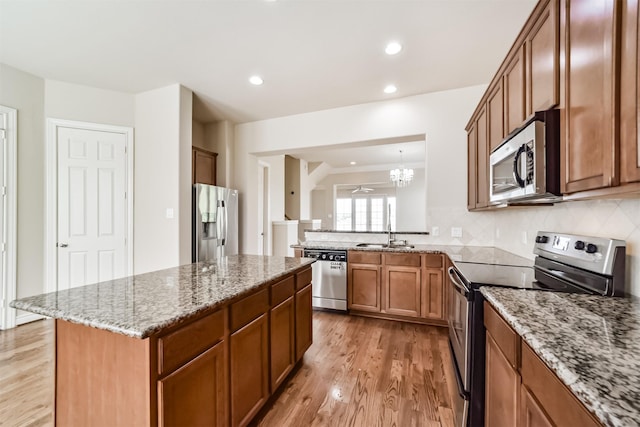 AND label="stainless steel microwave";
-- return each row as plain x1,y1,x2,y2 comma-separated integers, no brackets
489,109,561,204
